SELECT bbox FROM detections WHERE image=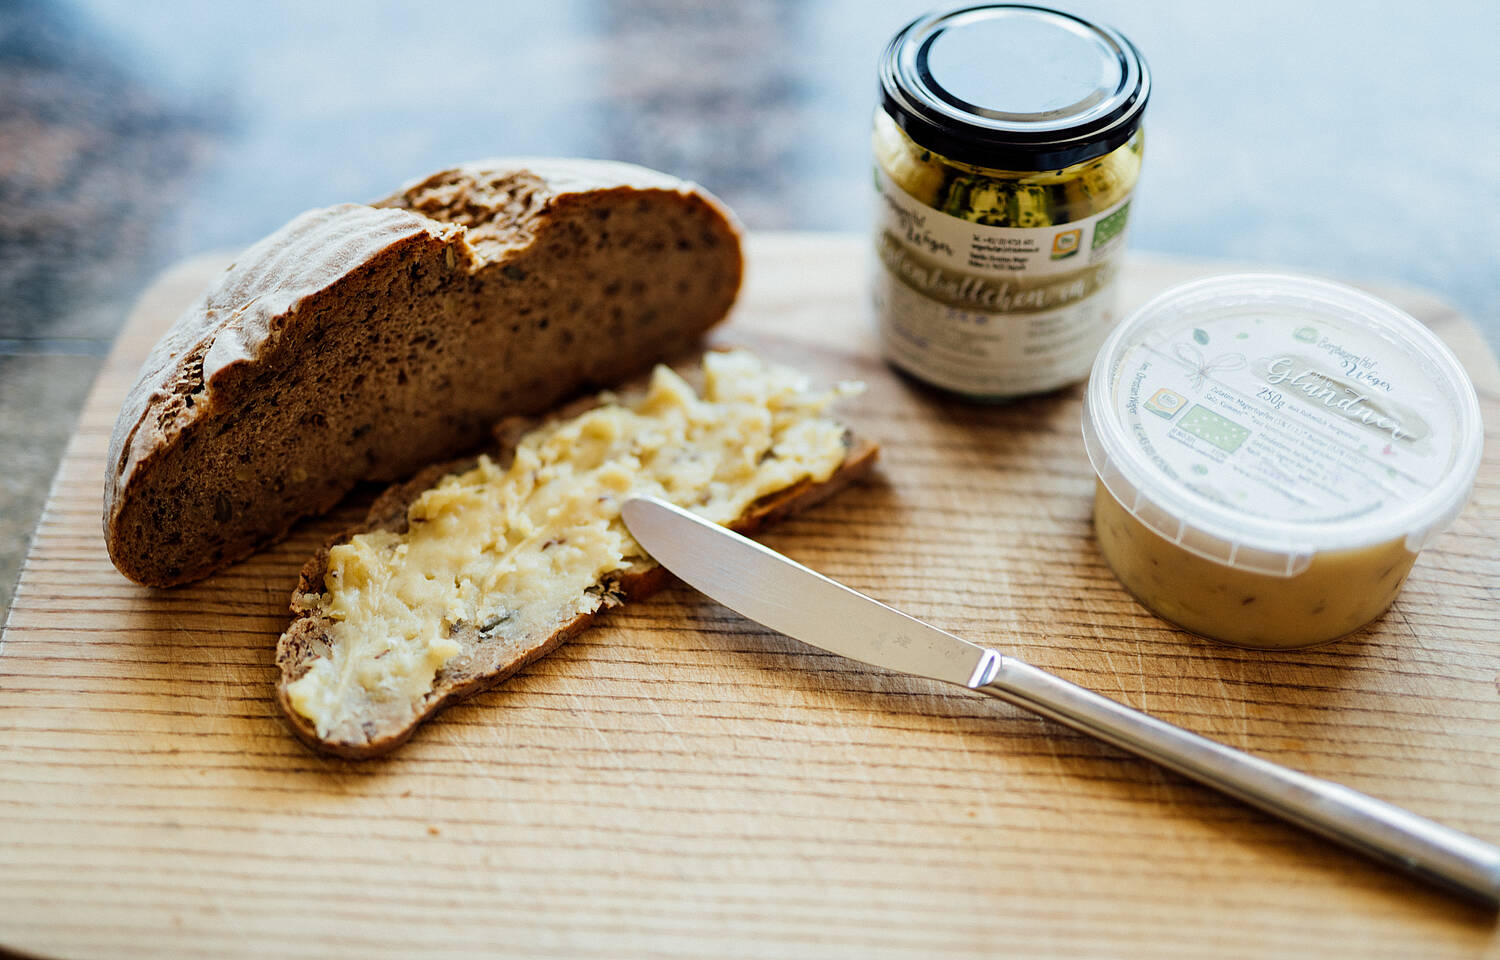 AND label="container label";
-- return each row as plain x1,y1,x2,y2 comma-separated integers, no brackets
872,166,1132,396
1112,312,1453,523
